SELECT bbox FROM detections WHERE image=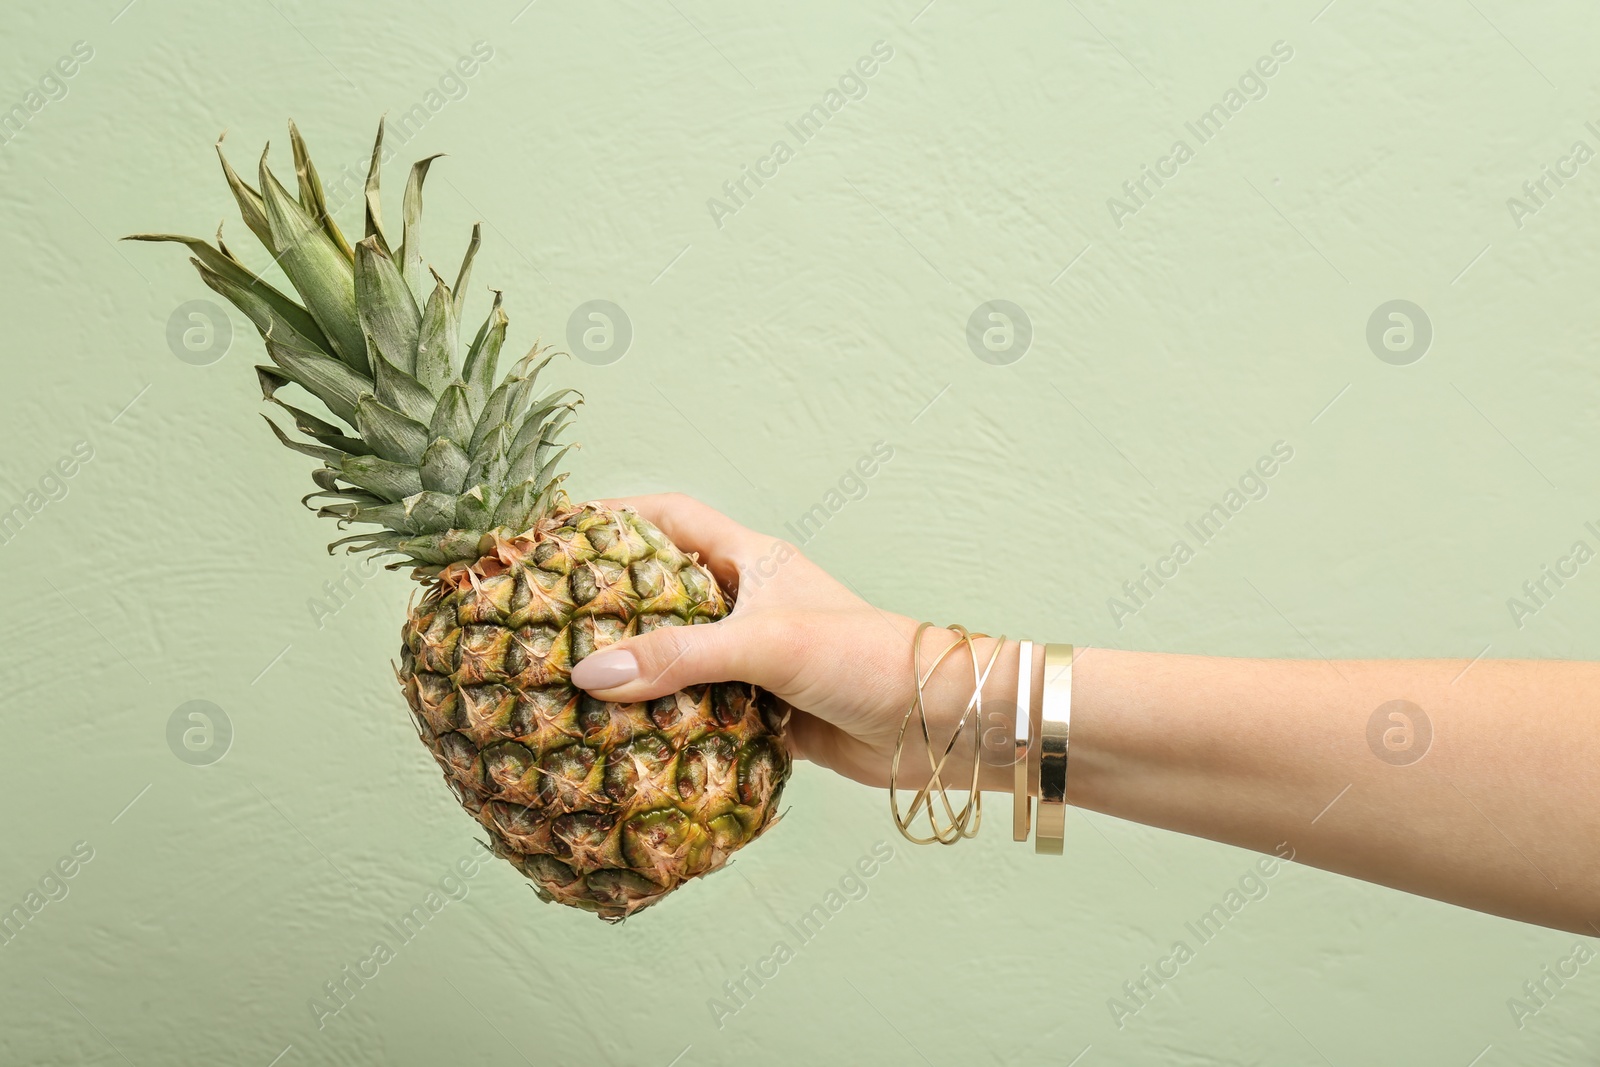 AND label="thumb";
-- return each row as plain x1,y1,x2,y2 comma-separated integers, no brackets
569,618,758,702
